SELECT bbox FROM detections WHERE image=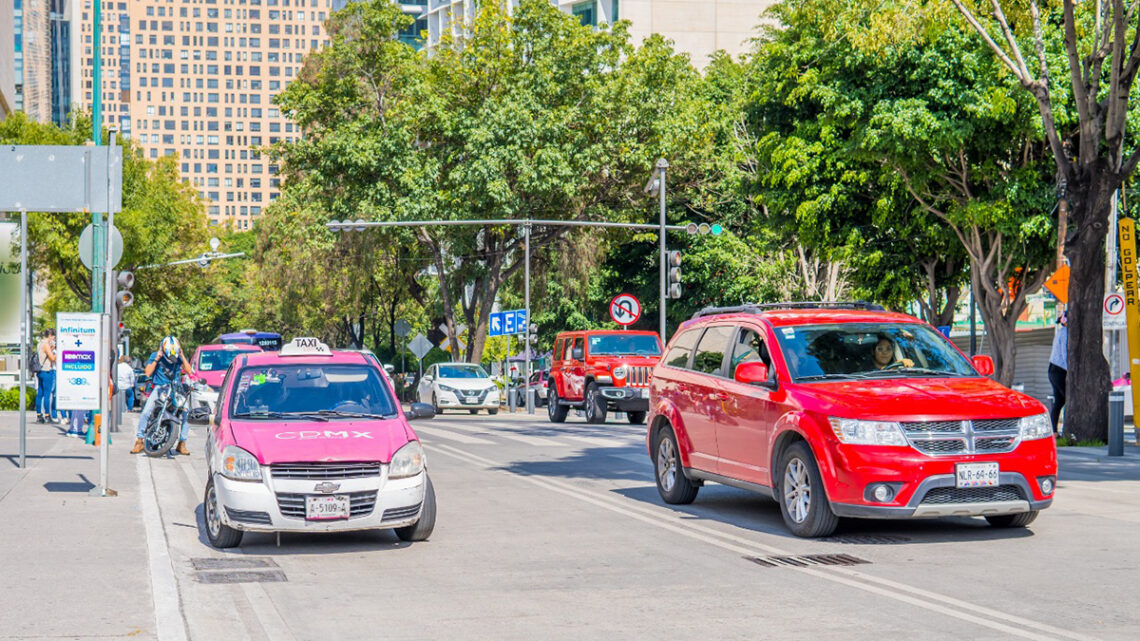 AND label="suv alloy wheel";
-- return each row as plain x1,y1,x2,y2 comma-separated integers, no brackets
776,442,838,538
654,425,699,504
547,387,568,423
585,383,607,424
